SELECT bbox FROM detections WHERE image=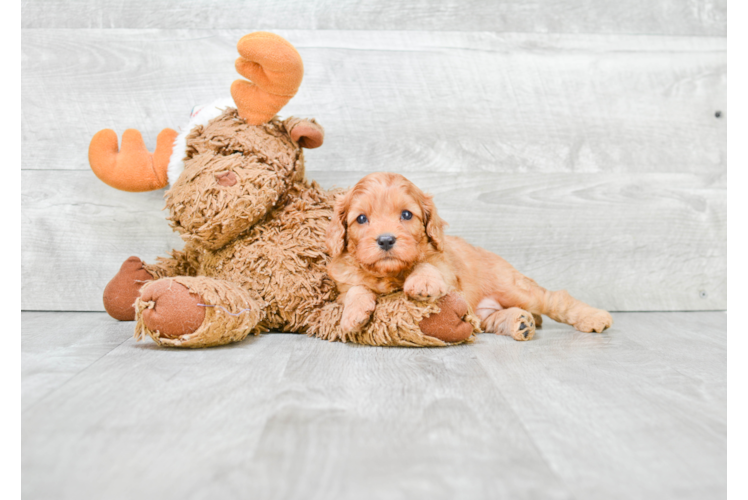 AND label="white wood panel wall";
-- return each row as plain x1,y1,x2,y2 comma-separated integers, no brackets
727,37,748,310
21,0,726,36
21,5,726,313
